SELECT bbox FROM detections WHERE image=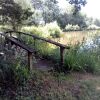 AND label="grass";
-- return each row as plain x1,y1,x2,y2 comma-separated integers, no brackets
0,27,100,99
53,30,100,45
0,68,100,100
20,28,100,73
12,70,100,100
